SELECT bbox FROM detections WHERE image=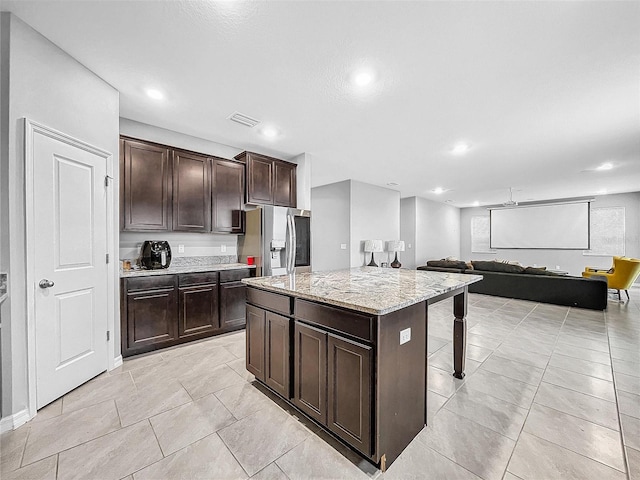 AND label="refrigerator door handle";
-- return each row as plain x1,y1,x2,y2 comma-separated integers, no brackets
286,214,296,273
